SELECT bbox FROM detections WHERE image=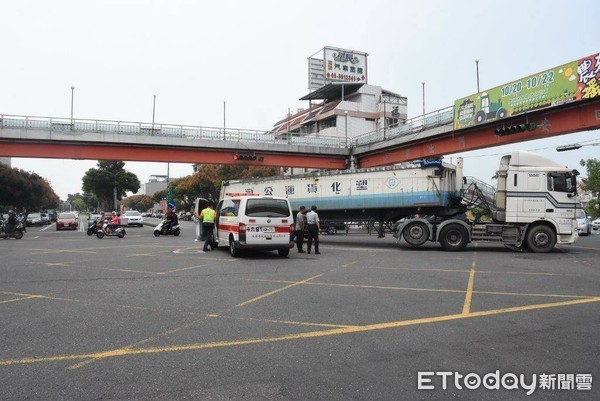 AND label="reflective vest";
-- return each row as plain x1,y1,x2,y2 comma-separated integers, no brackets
201,207,215,223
